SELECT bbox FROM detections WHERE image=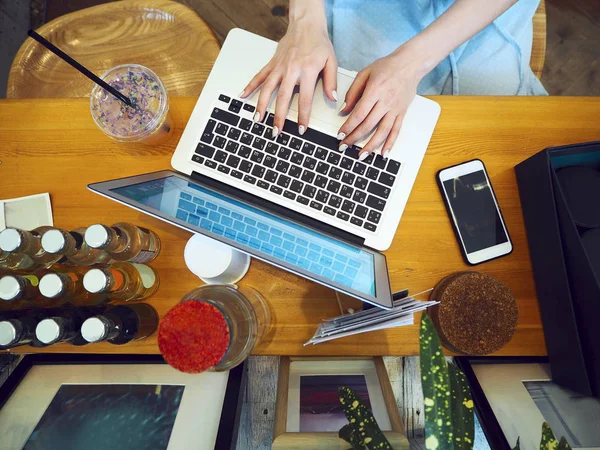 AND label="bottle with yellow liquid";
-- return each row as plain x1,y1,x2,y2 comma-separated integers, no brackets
84,223,160,263
39,271,104,307
0,274,40,310
83,262,159,303
41,228,111,266
0,227,57,267
0,230,39,270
